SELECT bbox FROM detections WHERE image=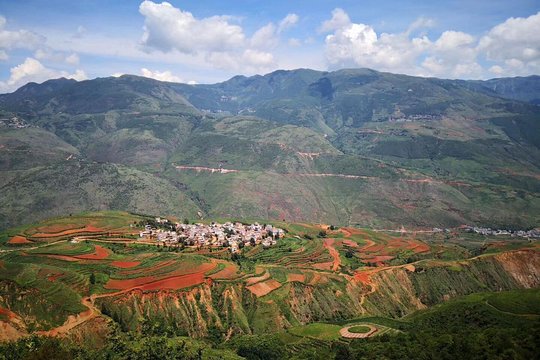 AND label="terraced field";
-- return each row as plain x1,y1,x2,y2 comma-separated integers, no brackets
0,211,538,342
